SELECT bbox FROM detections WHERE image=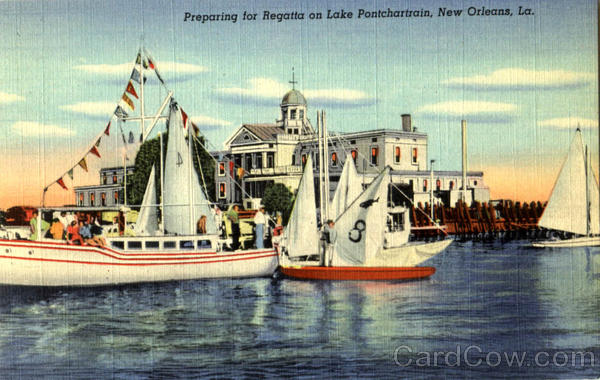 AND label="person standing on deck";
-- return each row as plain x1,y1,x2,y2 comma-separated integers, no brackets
320,220,337,266
226,205,241,250
254,207,266,249
29,211,49,241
